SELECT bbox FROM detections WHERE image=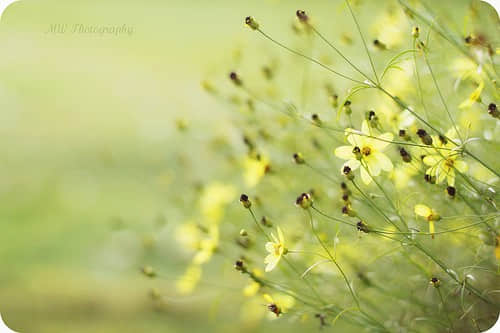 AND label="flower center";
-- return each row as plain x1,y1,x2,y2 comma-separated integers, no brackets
273,243,282,255
445,159,454,168
362,146,371,156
